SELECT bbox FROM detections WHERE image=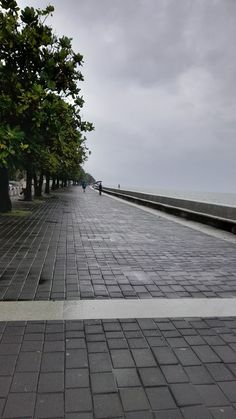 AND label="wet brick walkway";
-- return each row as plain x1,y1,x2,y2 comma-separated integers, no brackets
0,317,236,418
0,187,235,301
1,187,236,418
